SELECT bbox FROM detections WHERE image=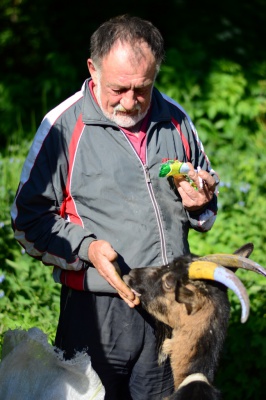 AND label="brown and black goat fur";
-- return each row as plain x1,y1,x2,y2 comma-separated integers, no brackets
123,244,254,400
